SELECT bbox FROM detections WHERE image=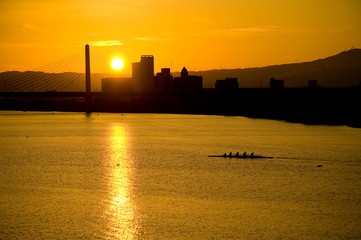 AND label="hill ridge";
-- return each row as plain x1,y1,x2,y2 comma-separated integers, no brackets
1,49,361,90
184,48,361,88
